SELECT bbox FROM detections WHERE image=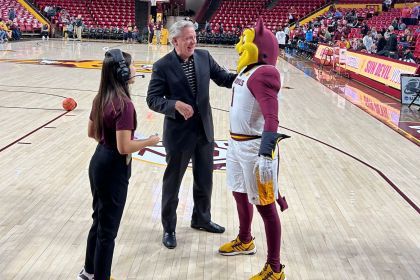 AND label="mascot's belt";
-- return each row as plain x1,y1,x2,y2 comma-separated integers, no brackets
230,132,261,141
